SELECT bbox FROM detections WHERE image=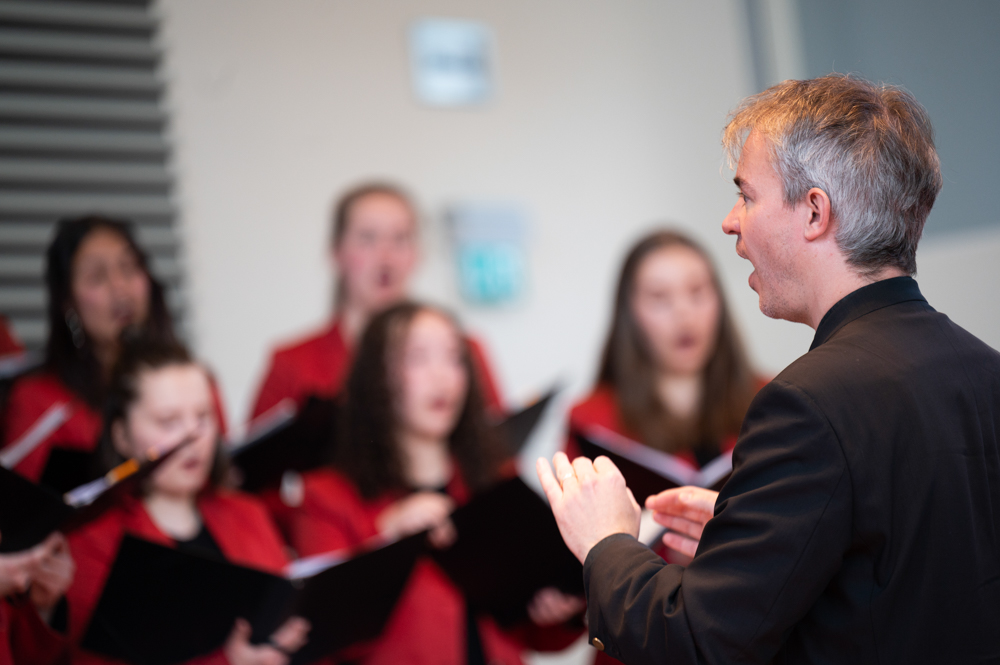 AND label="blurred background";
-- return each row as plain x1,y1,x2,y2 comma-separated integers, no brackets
0,3,998,658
